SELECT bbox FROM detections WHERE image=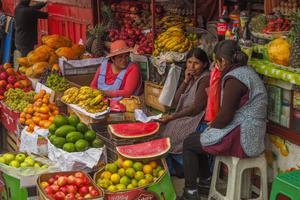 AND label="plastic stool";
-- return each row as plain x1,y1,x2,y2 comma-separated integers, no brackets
270,170,300,200
208,154,268,200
